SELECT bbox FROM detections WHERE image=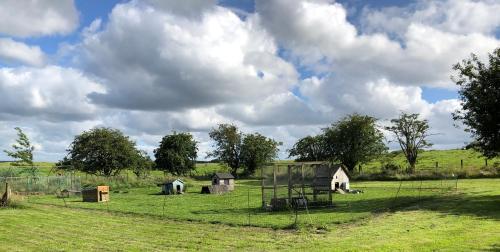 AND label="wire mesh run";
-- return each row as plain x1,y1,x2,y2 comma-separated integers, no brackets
261,162,337,211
